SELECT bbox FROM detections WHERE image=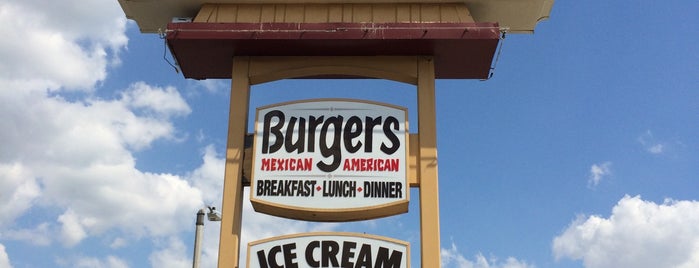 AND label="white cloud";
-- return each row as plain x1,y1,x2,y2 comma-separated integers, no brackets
1,223,52,246
186,80,228,95
0,163,40,227
198,220,222,268
149,237,191,268
588,162,611,188
58,209,89,247
0,79,200,247
552,195,699,268
637,130,665,154
188,146,225,206
647,144,664,154
442,243,474,267
441,243,535,268
60,255,129,268
0,243,12,268
122,82,192,118
109,237,127,249
0,0,127,91
0,0,199,251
